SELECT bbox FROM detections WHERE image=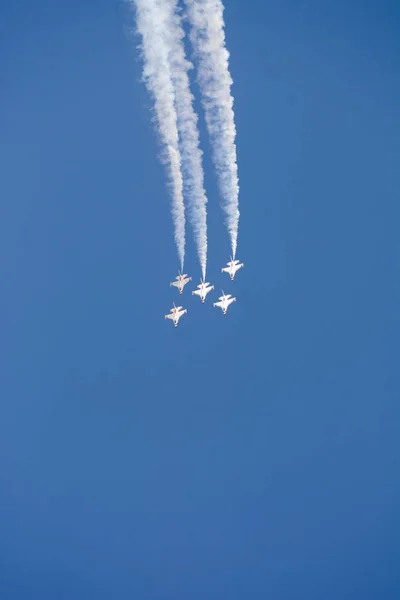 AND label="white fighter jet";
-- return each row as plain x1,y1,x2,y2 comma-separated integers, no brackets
221,257,244,281
170,272,192,295
165,303,187,327
192,278,214,304
213,291,236,315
